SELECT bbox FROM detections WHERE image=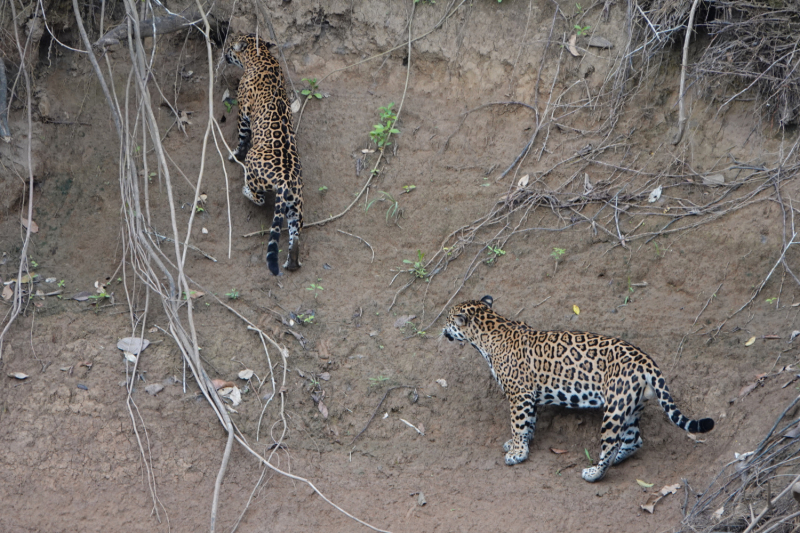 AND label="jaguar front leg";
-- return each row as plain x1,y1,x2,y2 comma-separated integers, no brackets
229,112,252,162
503,393,537,465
